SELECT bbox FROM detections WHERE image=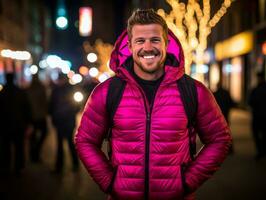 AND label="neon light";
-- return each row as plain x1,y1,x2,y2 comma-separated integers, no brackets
79,7,92,36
